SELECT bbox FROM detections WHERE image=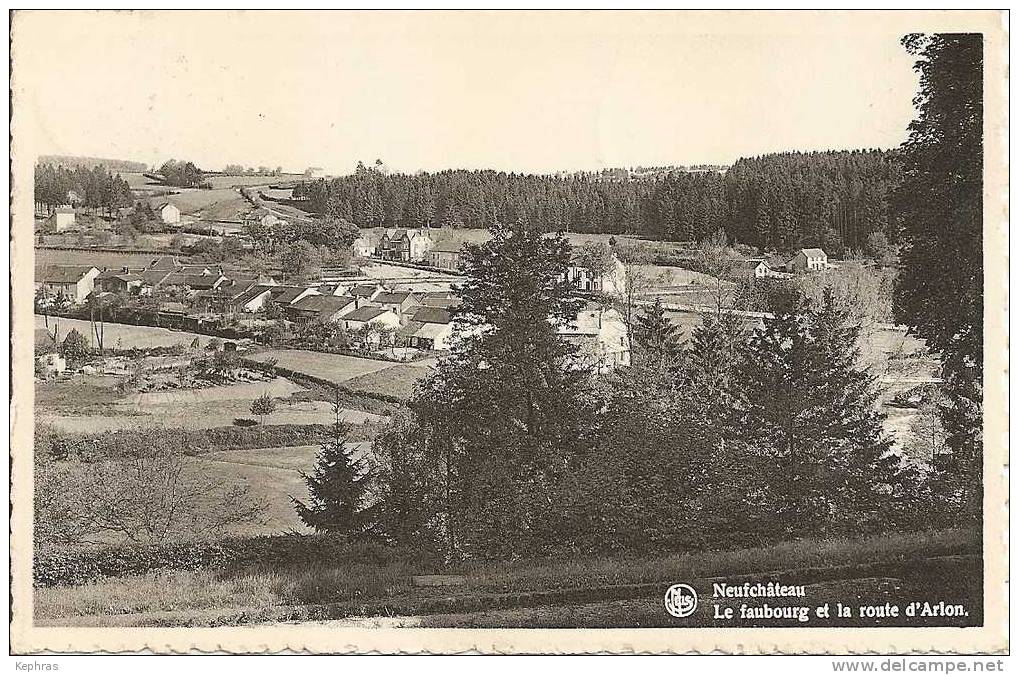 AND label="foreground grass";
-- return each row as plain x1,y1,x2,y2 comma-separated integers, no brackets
35,528,977,622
